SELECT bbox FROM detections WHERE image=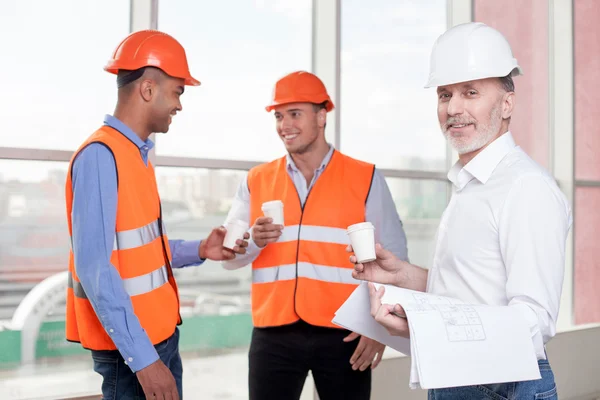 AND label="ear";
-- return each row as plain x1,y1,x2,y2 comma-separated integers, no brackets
317,109,327,128
139,79,154,102
501,91,515,120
